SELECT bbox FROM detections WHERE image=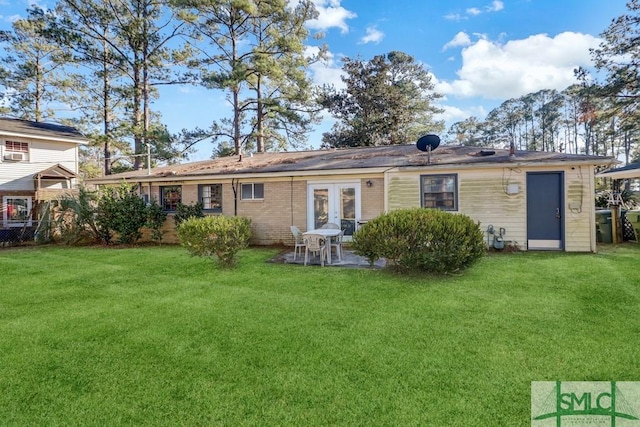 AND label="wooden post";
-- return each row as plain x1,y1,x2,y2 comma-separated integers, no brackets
611,205,619,244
